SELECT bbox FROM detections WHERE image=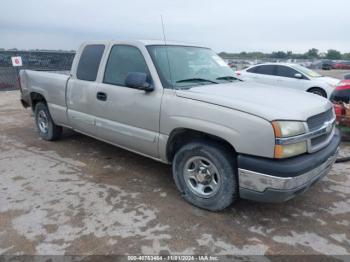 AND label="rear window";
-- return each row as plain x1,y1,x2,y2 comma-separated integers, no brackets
255,65,276,75
77,45,105,81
